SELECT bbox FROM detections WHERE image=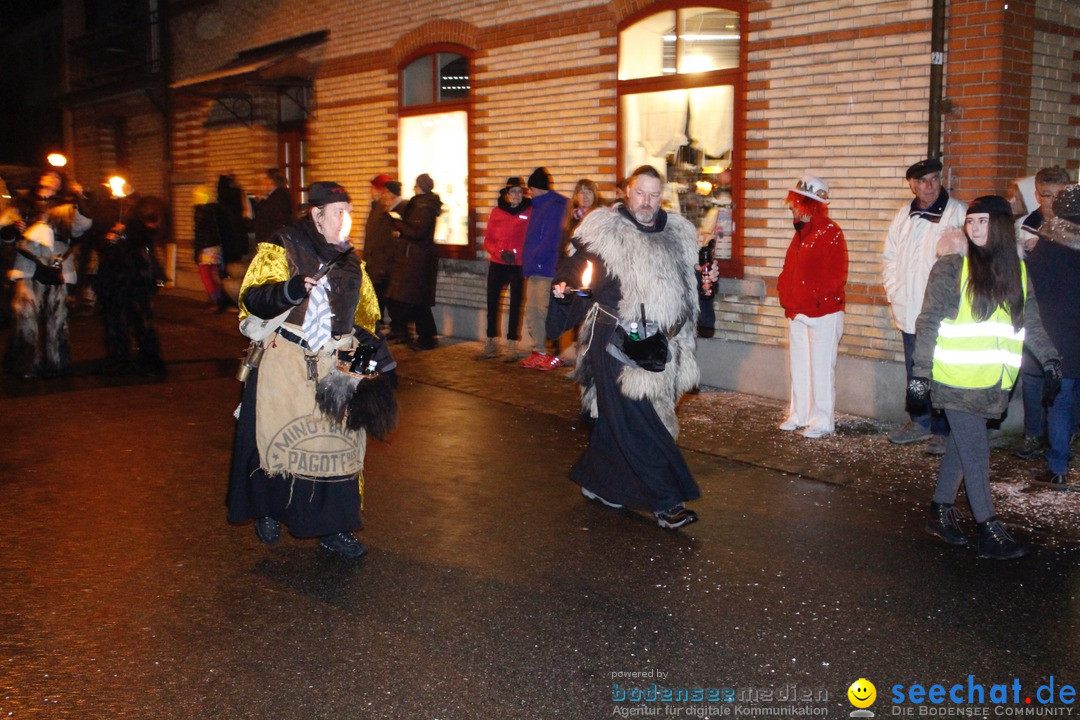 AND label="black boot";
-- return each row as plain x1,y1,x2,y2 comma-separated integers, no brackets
975,517,1029,560
925,501,966,546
